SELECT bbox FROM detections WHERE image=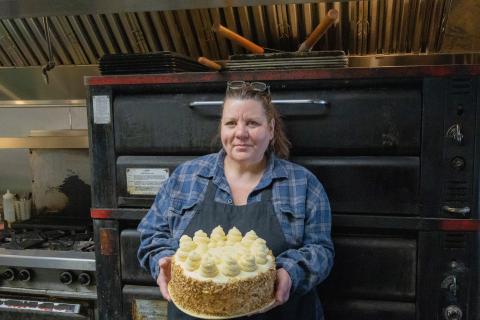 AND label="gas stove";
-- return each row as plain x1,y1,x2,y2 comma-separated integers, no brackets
0,216,97,319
